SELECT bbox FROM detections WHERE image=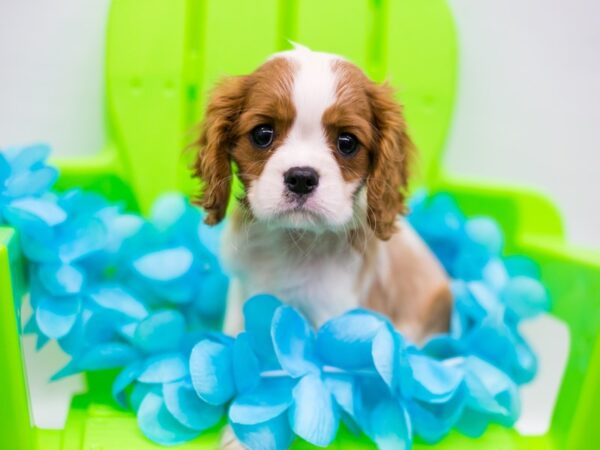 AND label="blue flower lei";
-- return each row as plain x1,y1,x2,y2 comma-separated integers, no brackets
1,145,549,449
